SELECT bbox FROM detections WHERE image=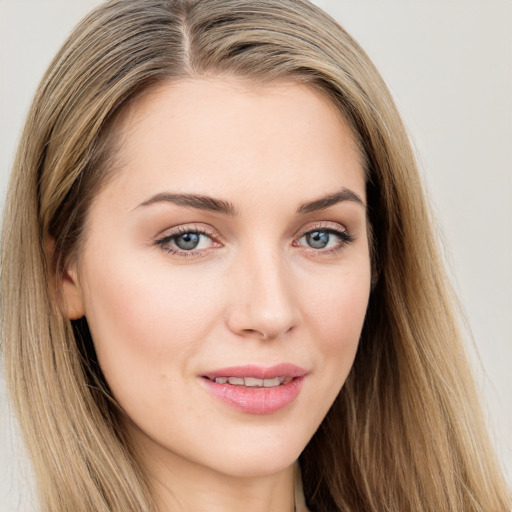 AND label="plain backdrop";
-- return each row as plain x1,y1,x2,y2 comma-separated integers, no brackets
1,1,510,510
